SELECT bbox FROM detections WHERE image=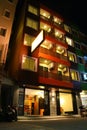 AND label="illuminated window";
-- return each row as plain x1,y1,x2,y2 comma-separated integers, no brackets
39,58,53,71
40,9,51,19
75,42,80,49
24,34,35,46
58,64,69,76
26,18,38,30
66,37,74,47
64,24,72,33
60,92,73,113
0,28,7,36
41,40,53,50
70,69,79,81
28,5,38,15
22,55,37,72
81,73,87,81
53,16,62,25
80,90,87,107
77,56,83,64
68,51,77,63
56,45,65,54
40,22,51,33
54,29,64,39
